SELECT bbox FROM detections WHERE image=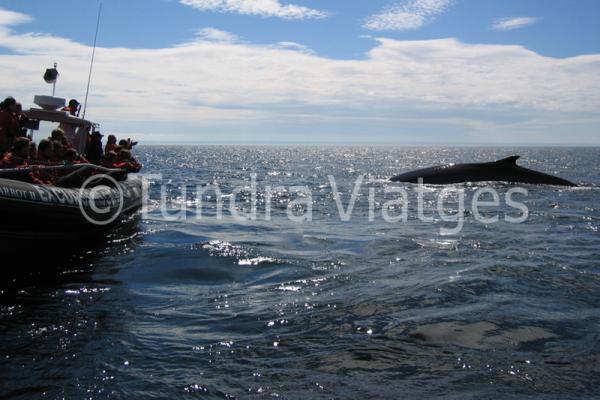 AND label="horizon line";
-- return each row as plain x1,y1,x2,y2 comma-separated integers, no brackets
136,141,600,147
